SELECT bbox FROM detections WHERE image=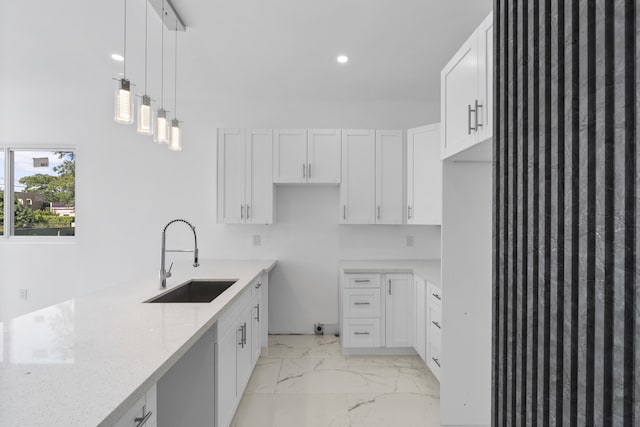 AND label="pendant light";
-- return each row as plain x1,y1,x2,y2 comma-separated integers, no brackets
114,0,134,124
154,0,169,143
137,0,153,135
169,19,182,151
